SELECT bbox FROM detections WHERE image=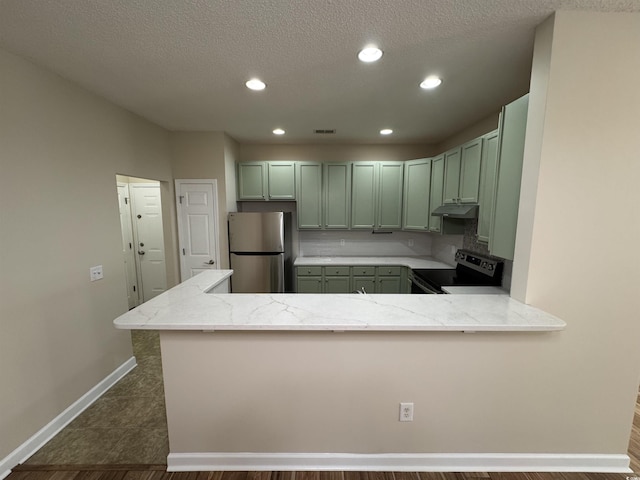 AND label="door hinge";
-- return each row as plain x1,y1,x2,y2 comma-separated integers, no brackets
179,195,184,204
129,242,132,249
133,285,136,292
182,248,186,255
124,197,128,205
